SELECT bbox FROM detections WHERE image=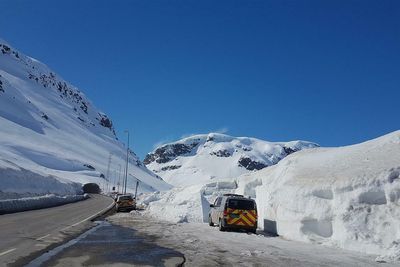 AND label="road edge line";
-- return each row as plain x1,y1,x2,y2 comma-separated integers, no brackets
61,197,115,231
88,197,115,222
0,248,17,257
